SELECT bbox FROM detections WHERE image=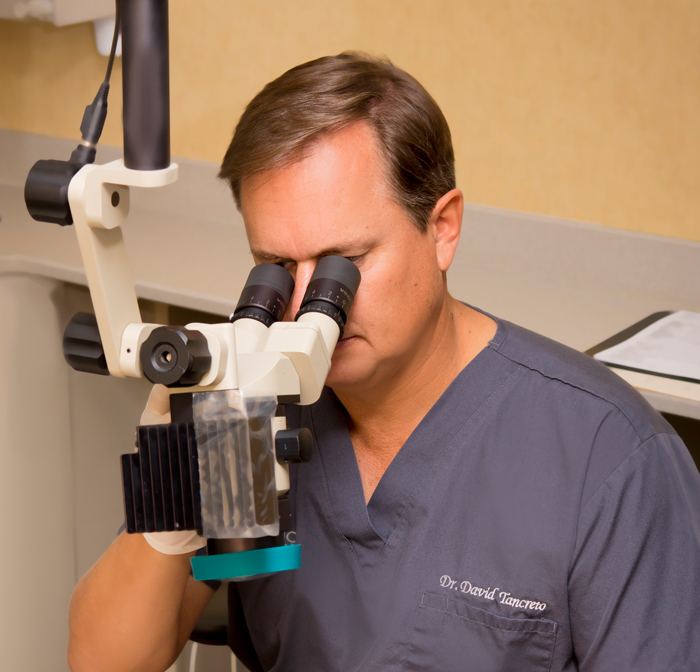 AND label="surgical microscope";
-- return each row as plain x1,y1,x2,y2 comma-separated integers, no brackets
23,0,360,582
